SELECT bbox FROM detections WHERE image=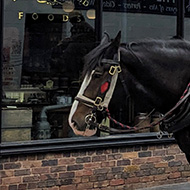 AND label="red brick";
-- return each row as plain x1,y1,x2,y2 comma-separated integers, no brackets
165,167,179,174
2,177,21,185
76,157,91,163
123,152,138,159
22,161,41,168
67,164,83,171
50,166,66,173
8,185,17,190
42,159,58,166
153,150,166,156
75,169,93,177
101,161,115,167
146,157,162,163
4,163,21,170
155,162,168,168
73,177,82,184
132,158,147,165
84,163,101,169
167,148,181,155
154,174,169,181
39,173,58,181
92,155,106,162
77,182,93,189
110,179,124,186
23,175,40,182
176,154,188,164
168,172,181,179
32,167,50,174
94,168,110,175
140,176,154,182
81,176,89,183
94,180,109,188
125,177,140,183
59,172,74,179
0,171,14,178
59,158,75,165
0,186,8,190
108,154,122,160
46,187,59,190
28,183,37,189
14,169,30,176
60,185,77,190
182,171,190,177
101,187,115,190
18,184,27,190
